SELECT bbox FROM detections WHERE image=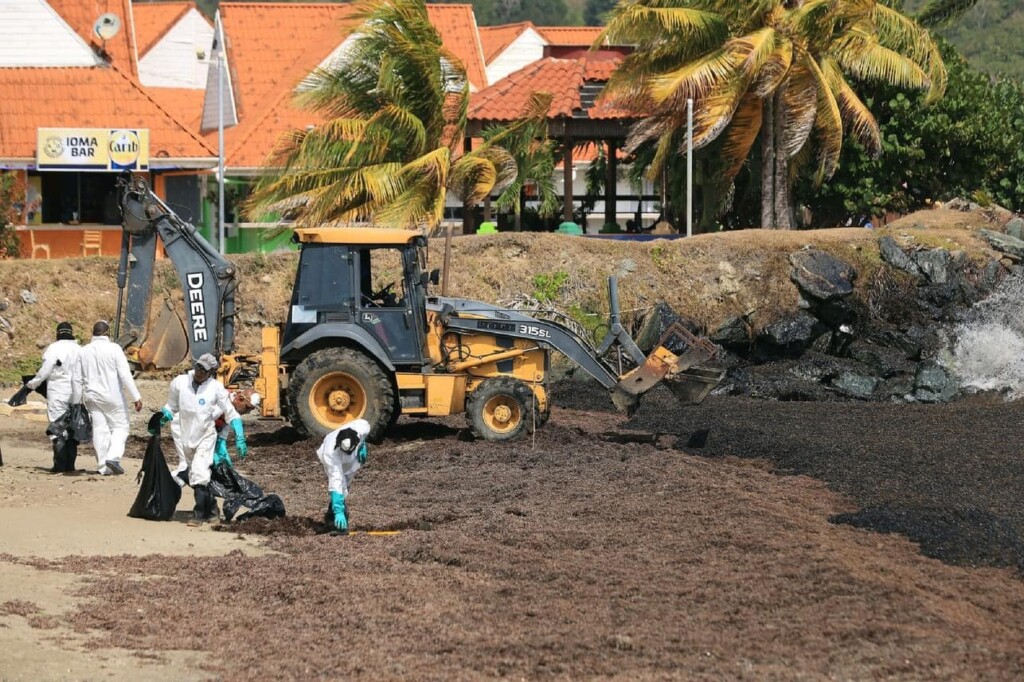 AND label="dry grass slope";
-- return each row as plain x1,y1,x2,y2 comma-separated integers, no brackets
0,206,1005,382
